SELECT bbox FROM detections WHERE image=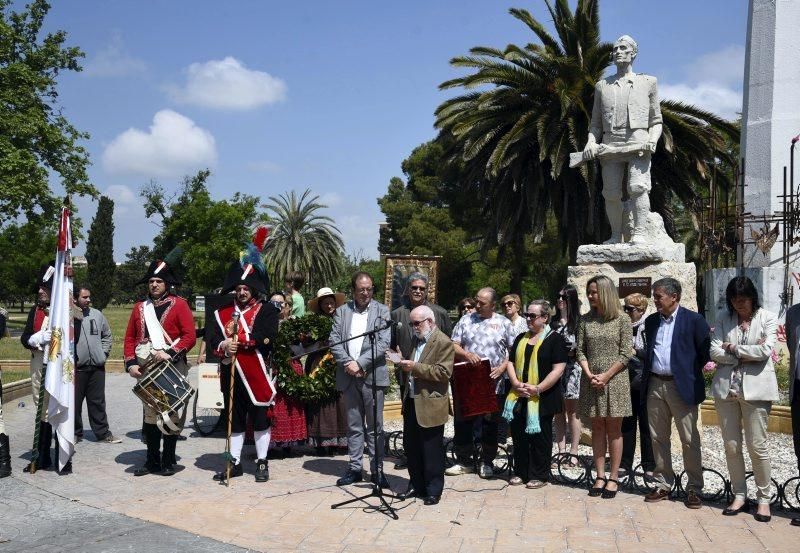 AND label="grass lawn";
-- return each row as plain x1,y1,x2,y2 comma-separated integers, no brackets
1,305,203,363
